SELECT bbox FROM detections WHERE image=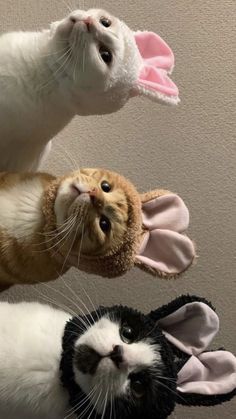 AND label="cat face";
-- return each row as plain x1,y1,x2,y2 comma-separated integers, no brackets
54,169,129,258
72,306,176,419
50,9,142,115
